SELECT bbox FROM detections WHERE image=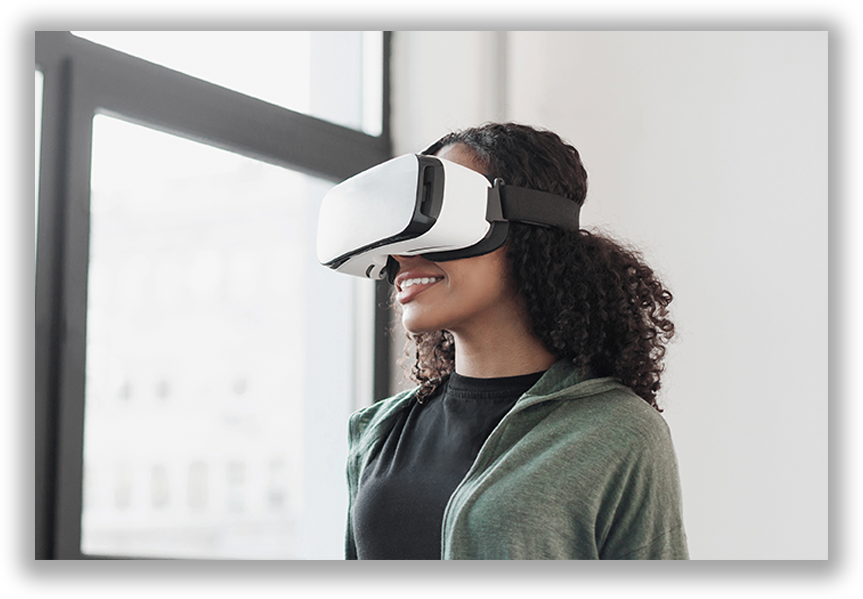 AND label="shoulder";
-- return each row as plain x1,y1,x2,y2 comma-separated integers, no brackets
524,375,676,459
347,387,418,450
576,382,673,443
